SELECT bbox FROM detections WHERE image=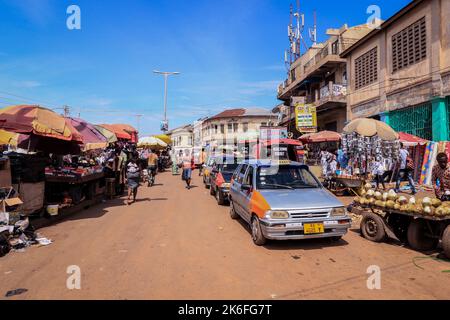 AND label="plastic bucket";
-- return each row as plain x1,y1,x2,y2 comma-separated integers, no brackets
46,205,59,216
